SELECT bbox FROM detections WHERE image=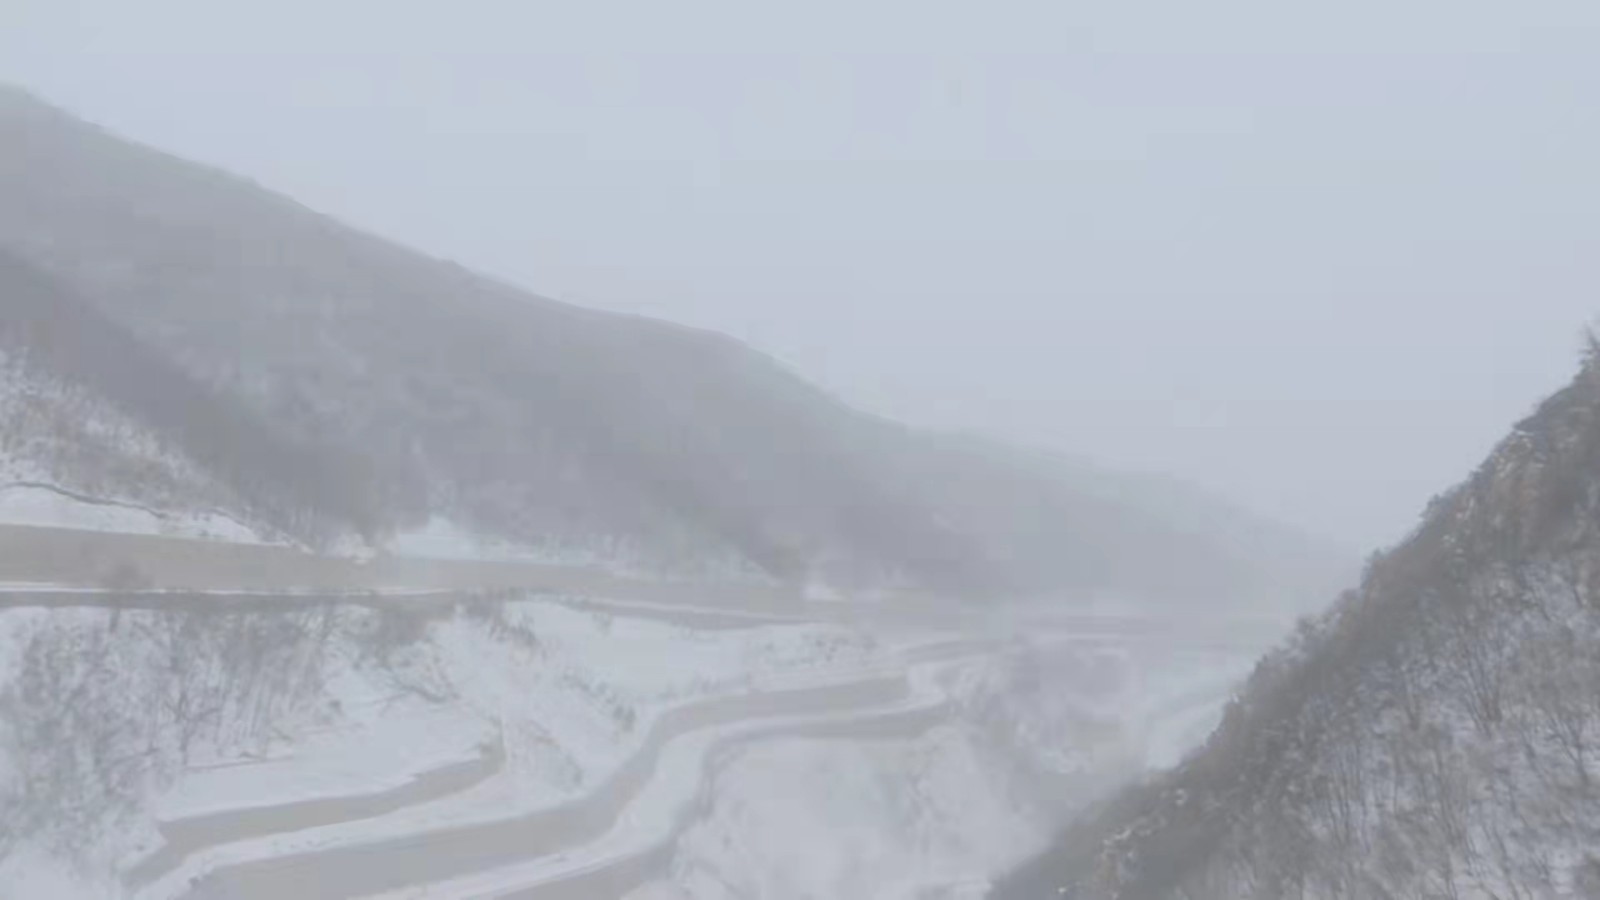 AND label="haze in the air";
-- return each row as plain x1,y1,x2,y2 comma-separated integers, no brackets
5,0,1598,549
